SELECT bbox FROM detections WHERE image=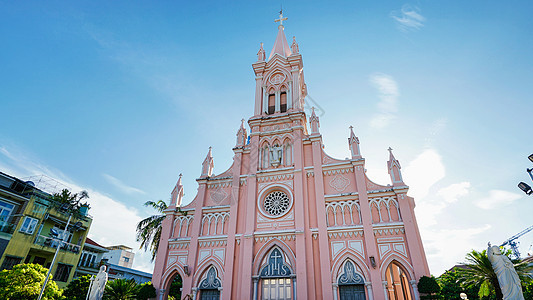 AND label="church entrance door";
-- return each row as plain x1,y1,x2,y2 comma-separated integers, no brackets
199,289,220,300
262,278,292,300
339,284,366,300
